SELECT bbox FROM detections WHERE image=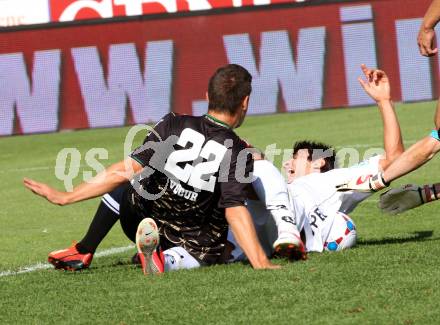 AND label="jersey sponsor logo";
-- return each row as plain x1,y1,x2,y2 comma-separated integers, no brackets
169,180,198,202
